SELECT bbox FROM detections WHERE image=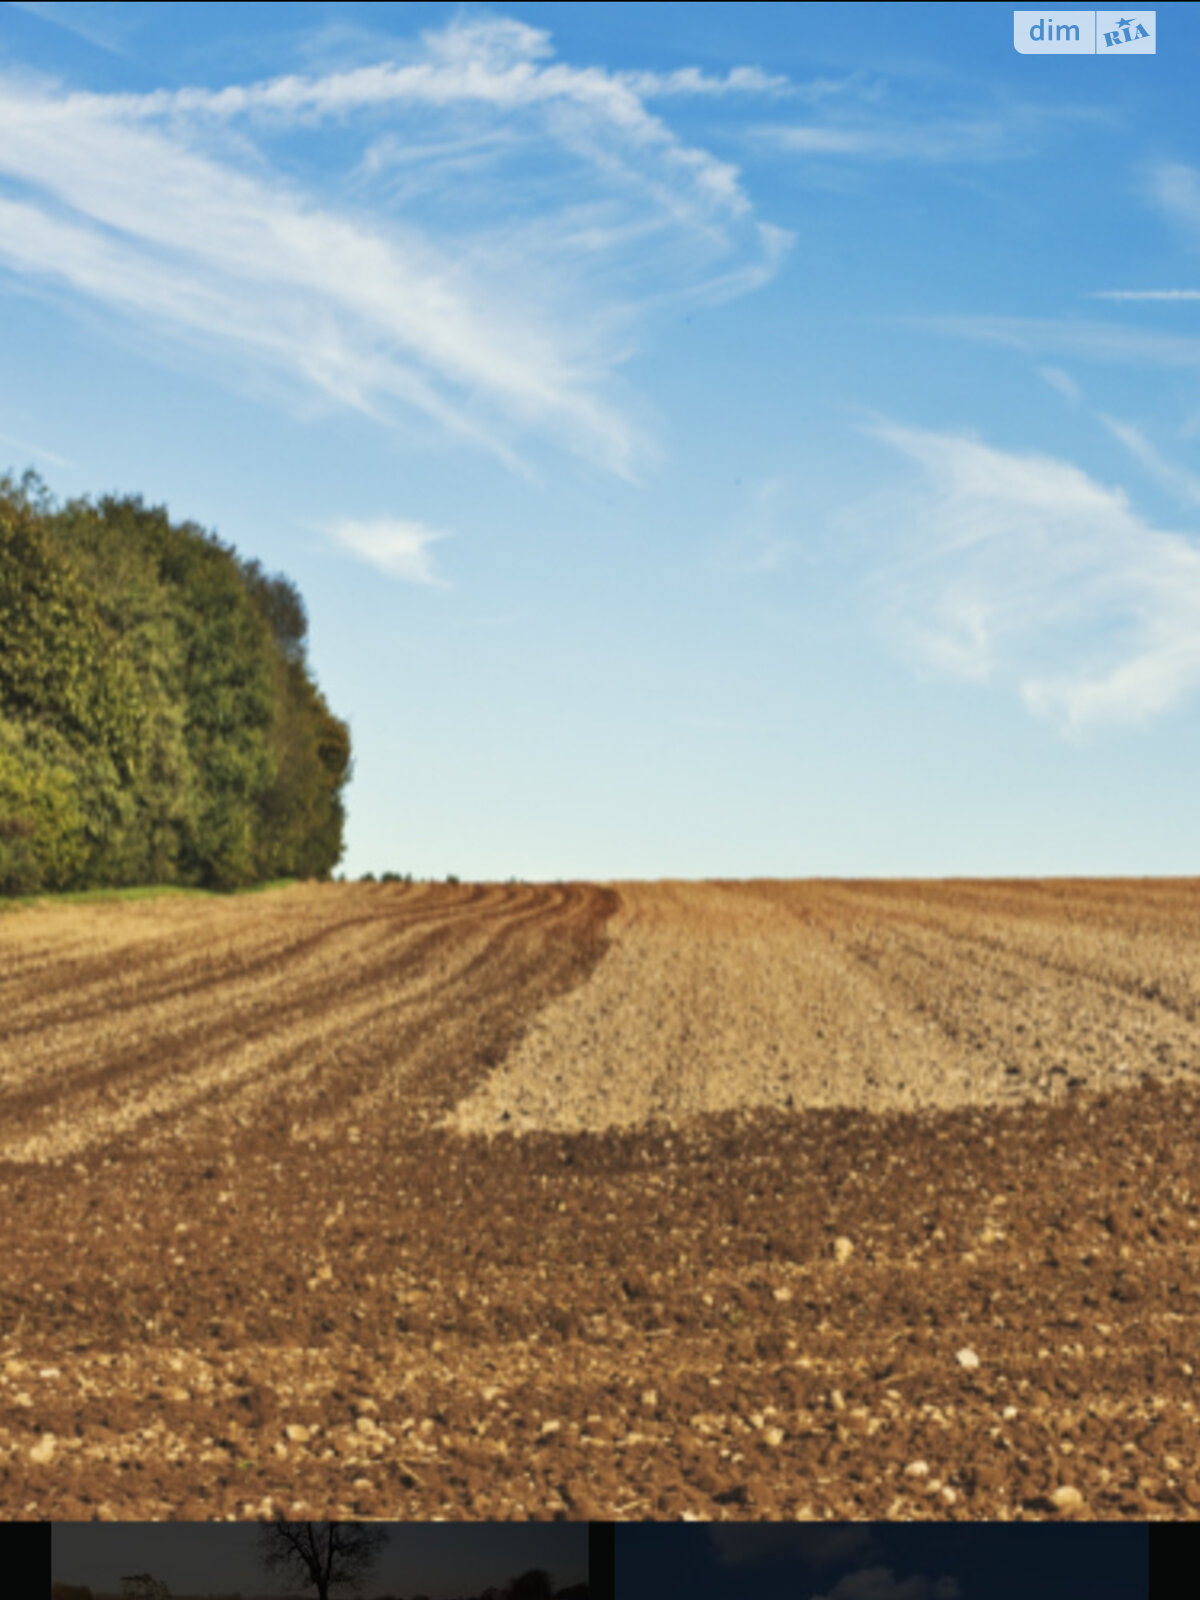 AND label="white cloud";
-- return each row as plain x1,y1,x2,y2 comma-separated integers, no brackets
1096,416,1200,507
706,1540,959,1600
11,1,133,56
1148,161,1200,239
99,16,764,230
328,516,450,584
619,65,790,98
1037,365,1081,402
756,100,1109,165
815,1568,932,1600
0,16,788,476
854,420,1200,733
0,428,73,469
1090,288,1200,300
910,314,1200,368
766,126,873,154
